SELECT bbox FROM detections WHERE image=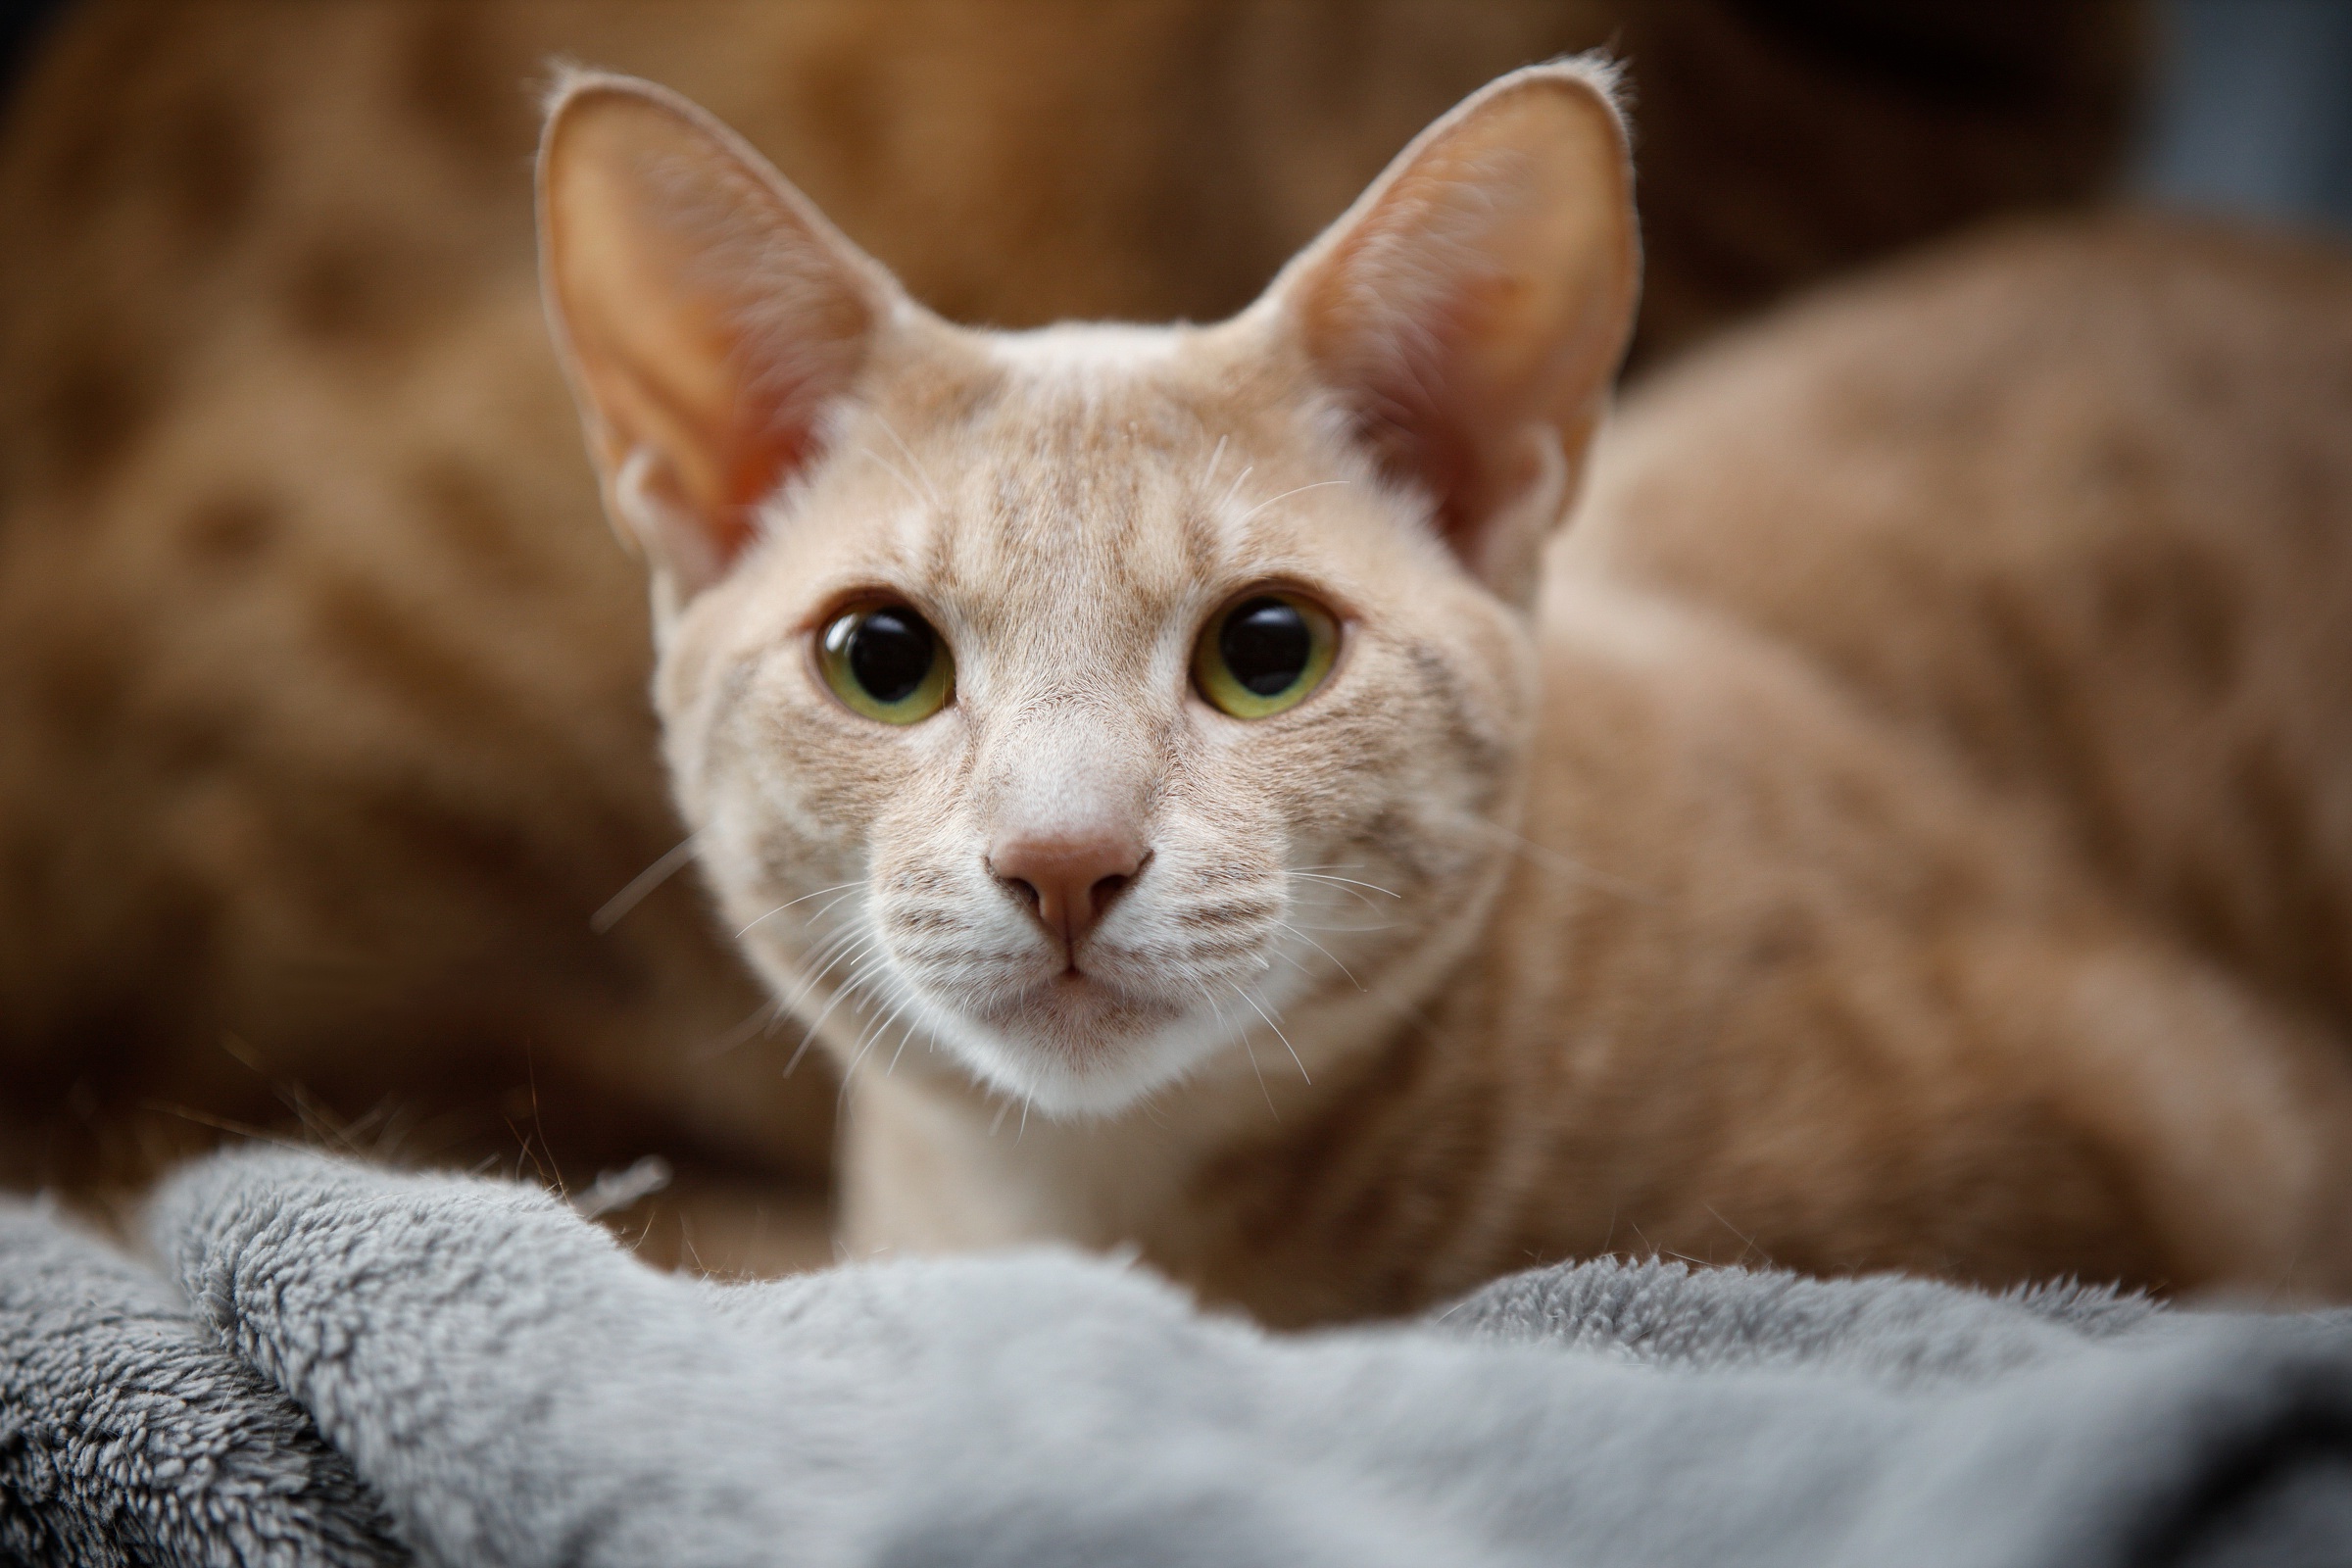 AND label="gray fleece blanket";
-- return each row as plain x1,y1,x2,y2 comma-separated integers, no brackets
2,1150,2347,1567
